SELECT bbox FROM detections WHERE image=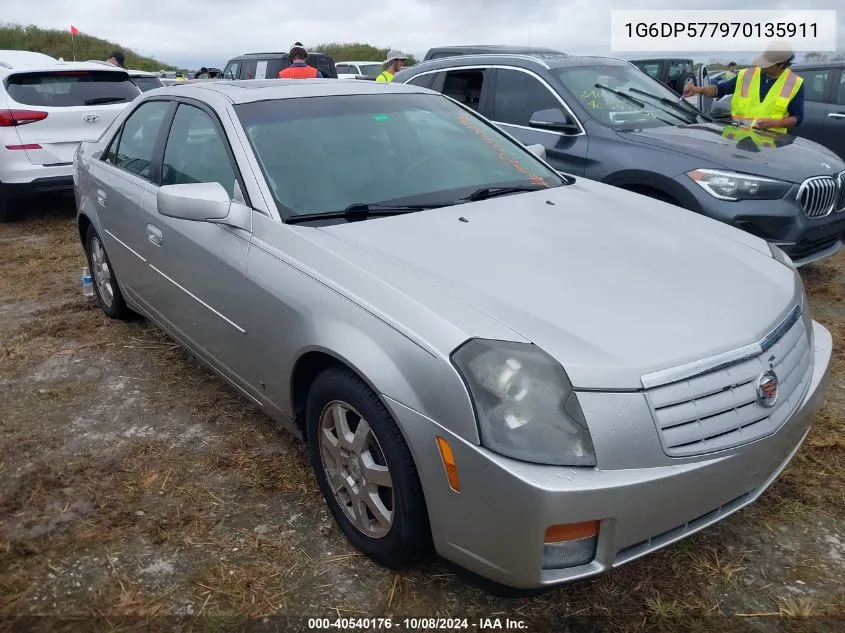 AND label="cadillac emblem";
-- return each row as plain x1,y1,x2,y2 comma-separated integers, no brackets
756,370,779,408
